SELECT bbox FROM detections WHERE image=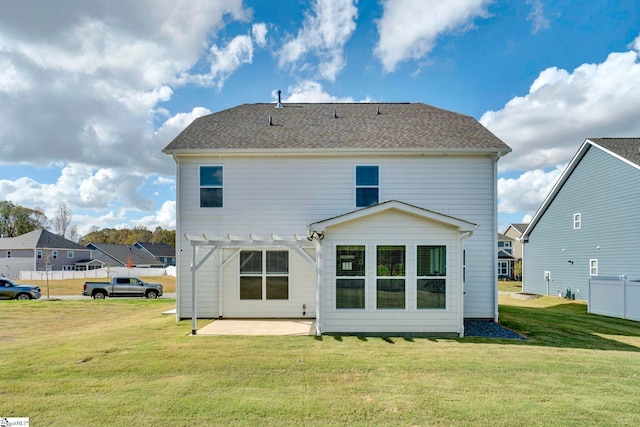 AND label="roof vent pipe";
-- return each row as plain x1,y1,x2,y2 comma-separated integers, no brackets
269,116,273,126
333,109,337,118
376,106,380,115
275,90,284,108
